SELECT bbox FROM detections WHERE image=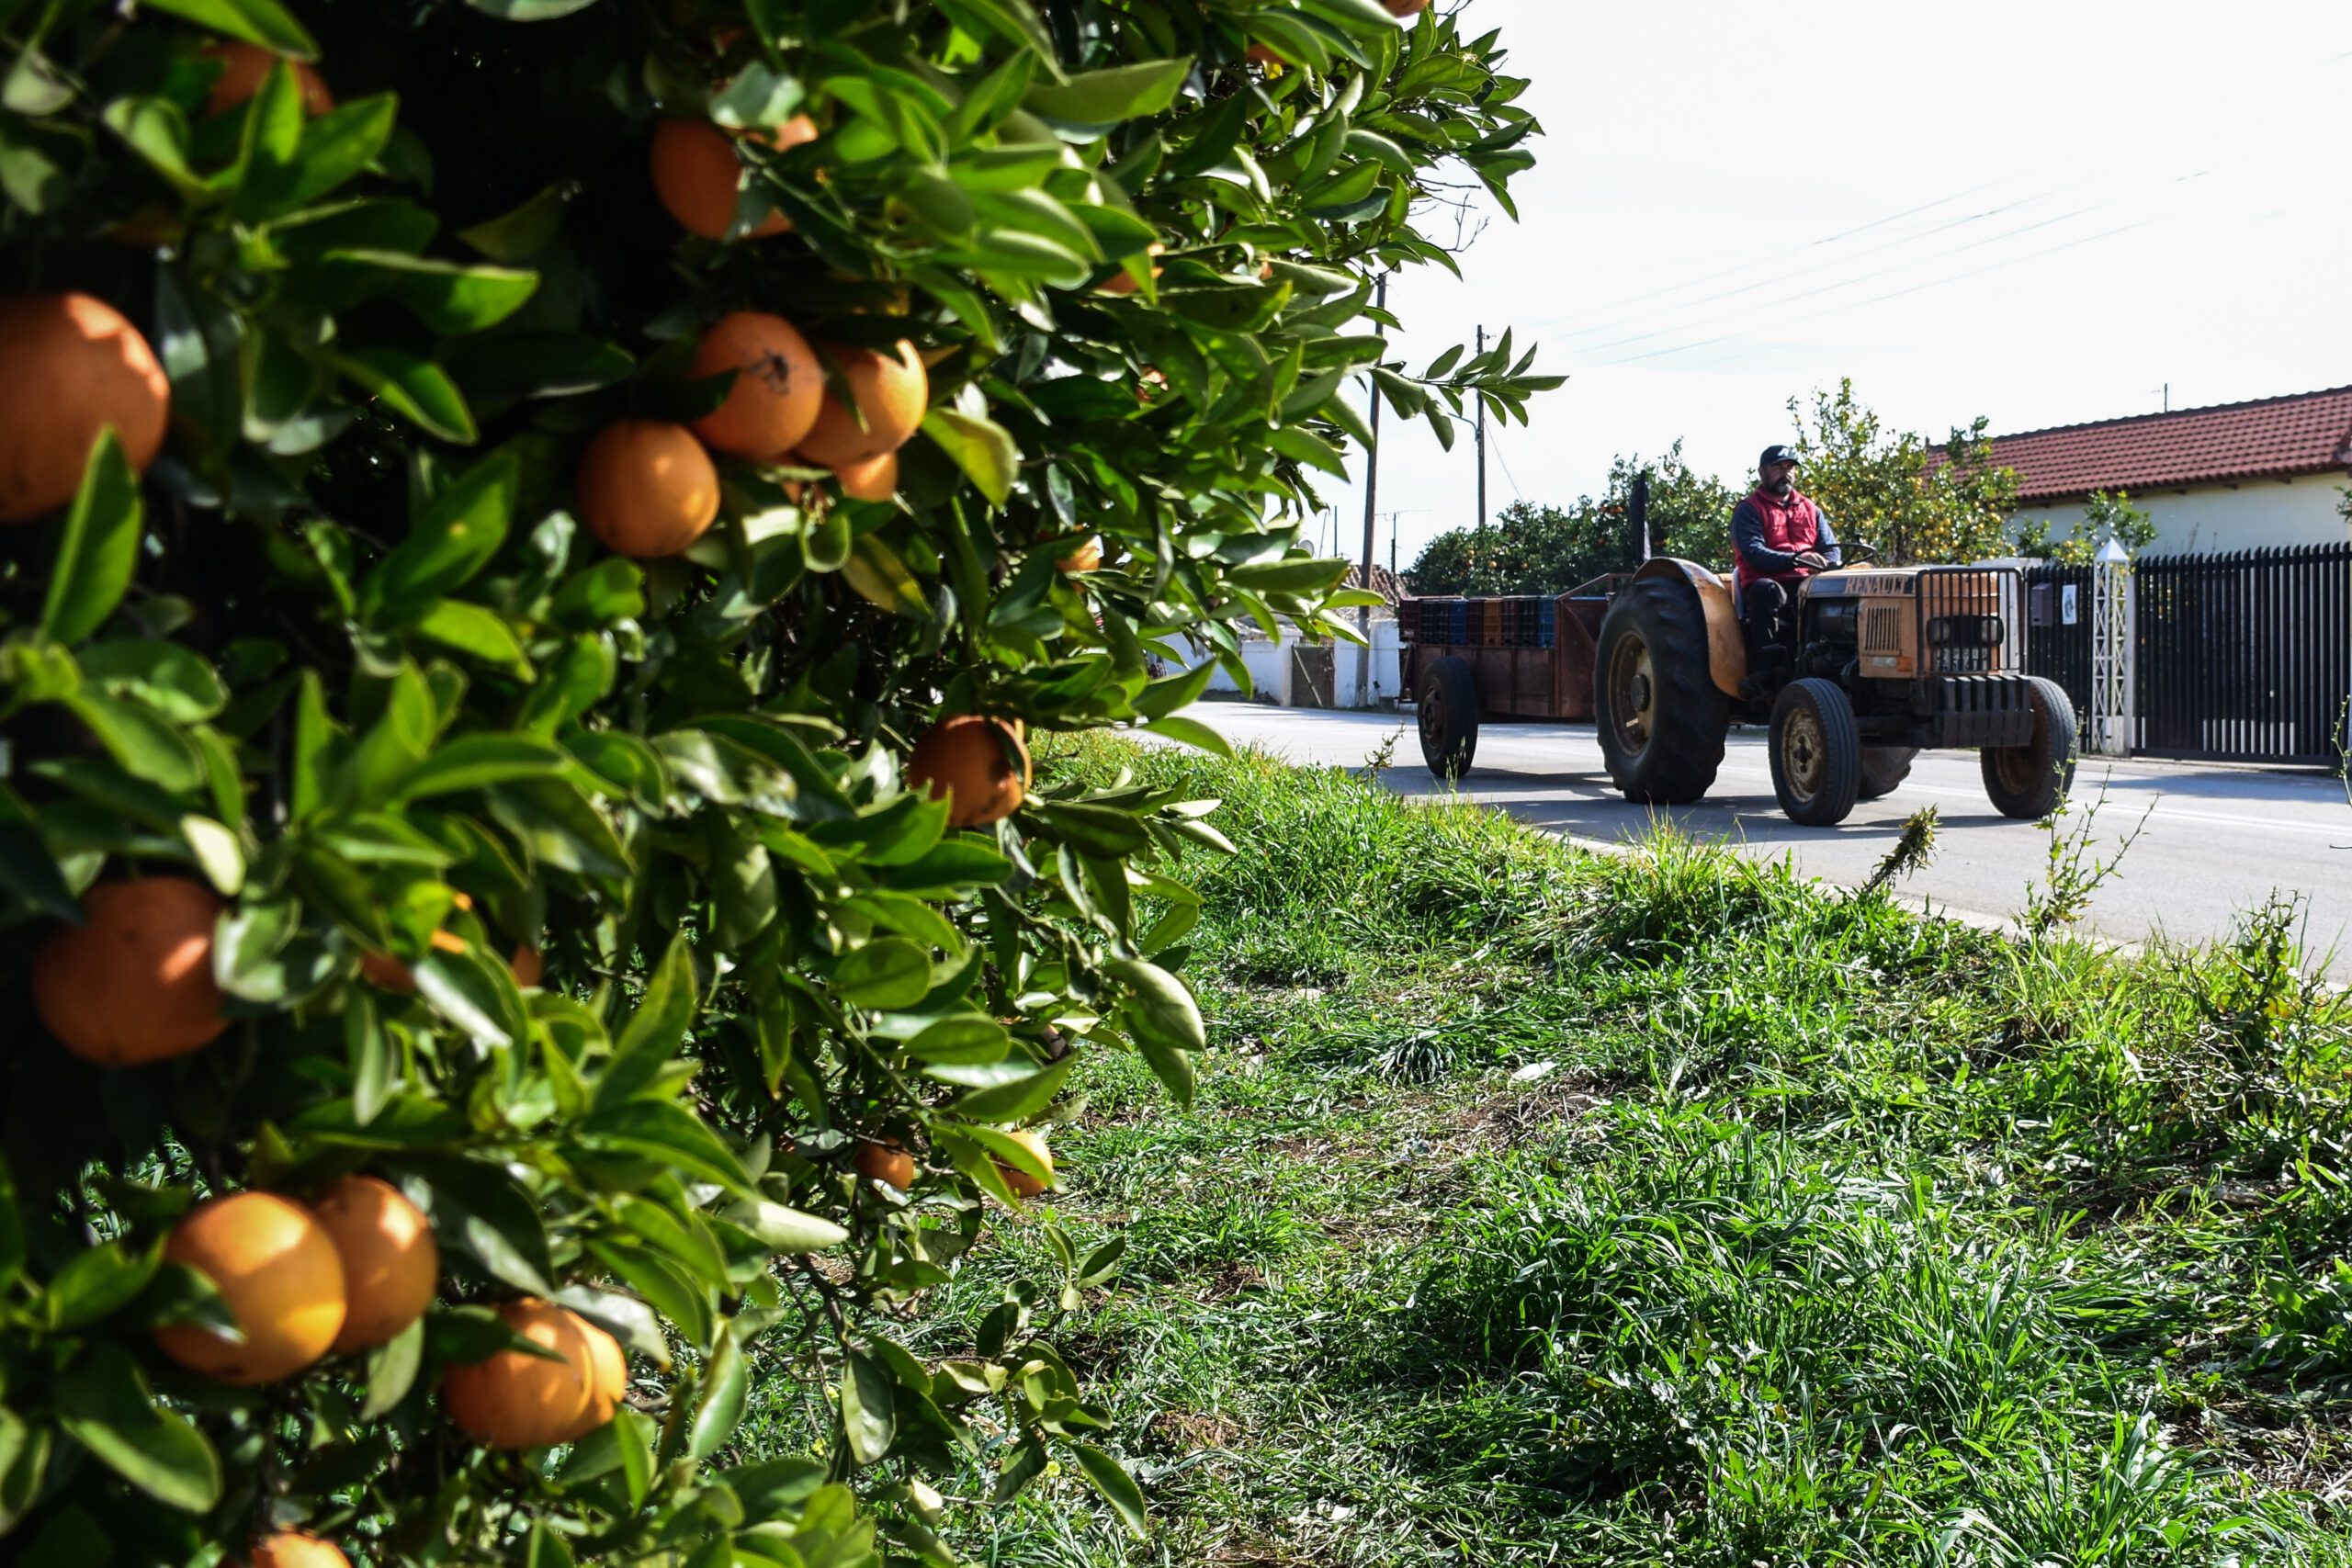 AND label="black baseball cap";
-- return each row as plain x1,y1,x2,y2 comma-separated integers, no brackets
1758,444,1800,469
